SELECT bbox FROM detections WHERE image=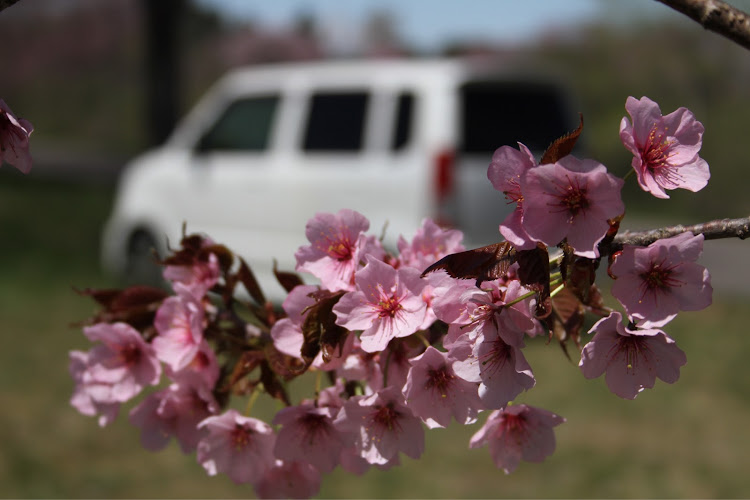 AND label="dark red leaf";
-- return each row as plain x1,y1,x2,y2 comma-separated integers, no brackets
421,242,517,286
544,286,585,361
264,343,306,378
224,351,264,394
237,257,267,306
300,290,347,367
203,243,235,273
607,250,622,280
540,113,584,165
260,361,291,406
273,259,305,294
566,257,598,304
515,245,551,318
74,285,168,330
